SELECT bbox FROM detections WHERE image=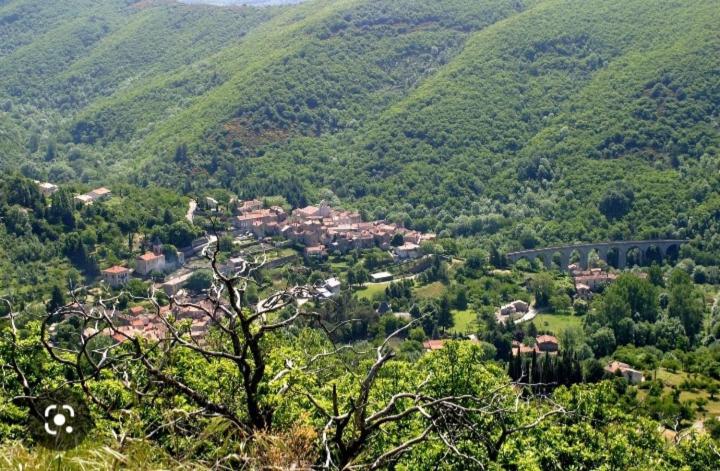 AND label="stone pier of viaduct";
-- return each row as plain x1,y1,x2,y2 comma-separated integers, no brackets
506,240,687,271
